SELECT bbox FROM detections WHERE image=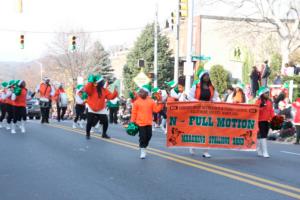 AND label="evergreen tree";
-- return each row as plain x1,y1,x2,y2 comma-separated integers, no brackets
88,41,114,80
123,23,173,94
209,65,231,95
